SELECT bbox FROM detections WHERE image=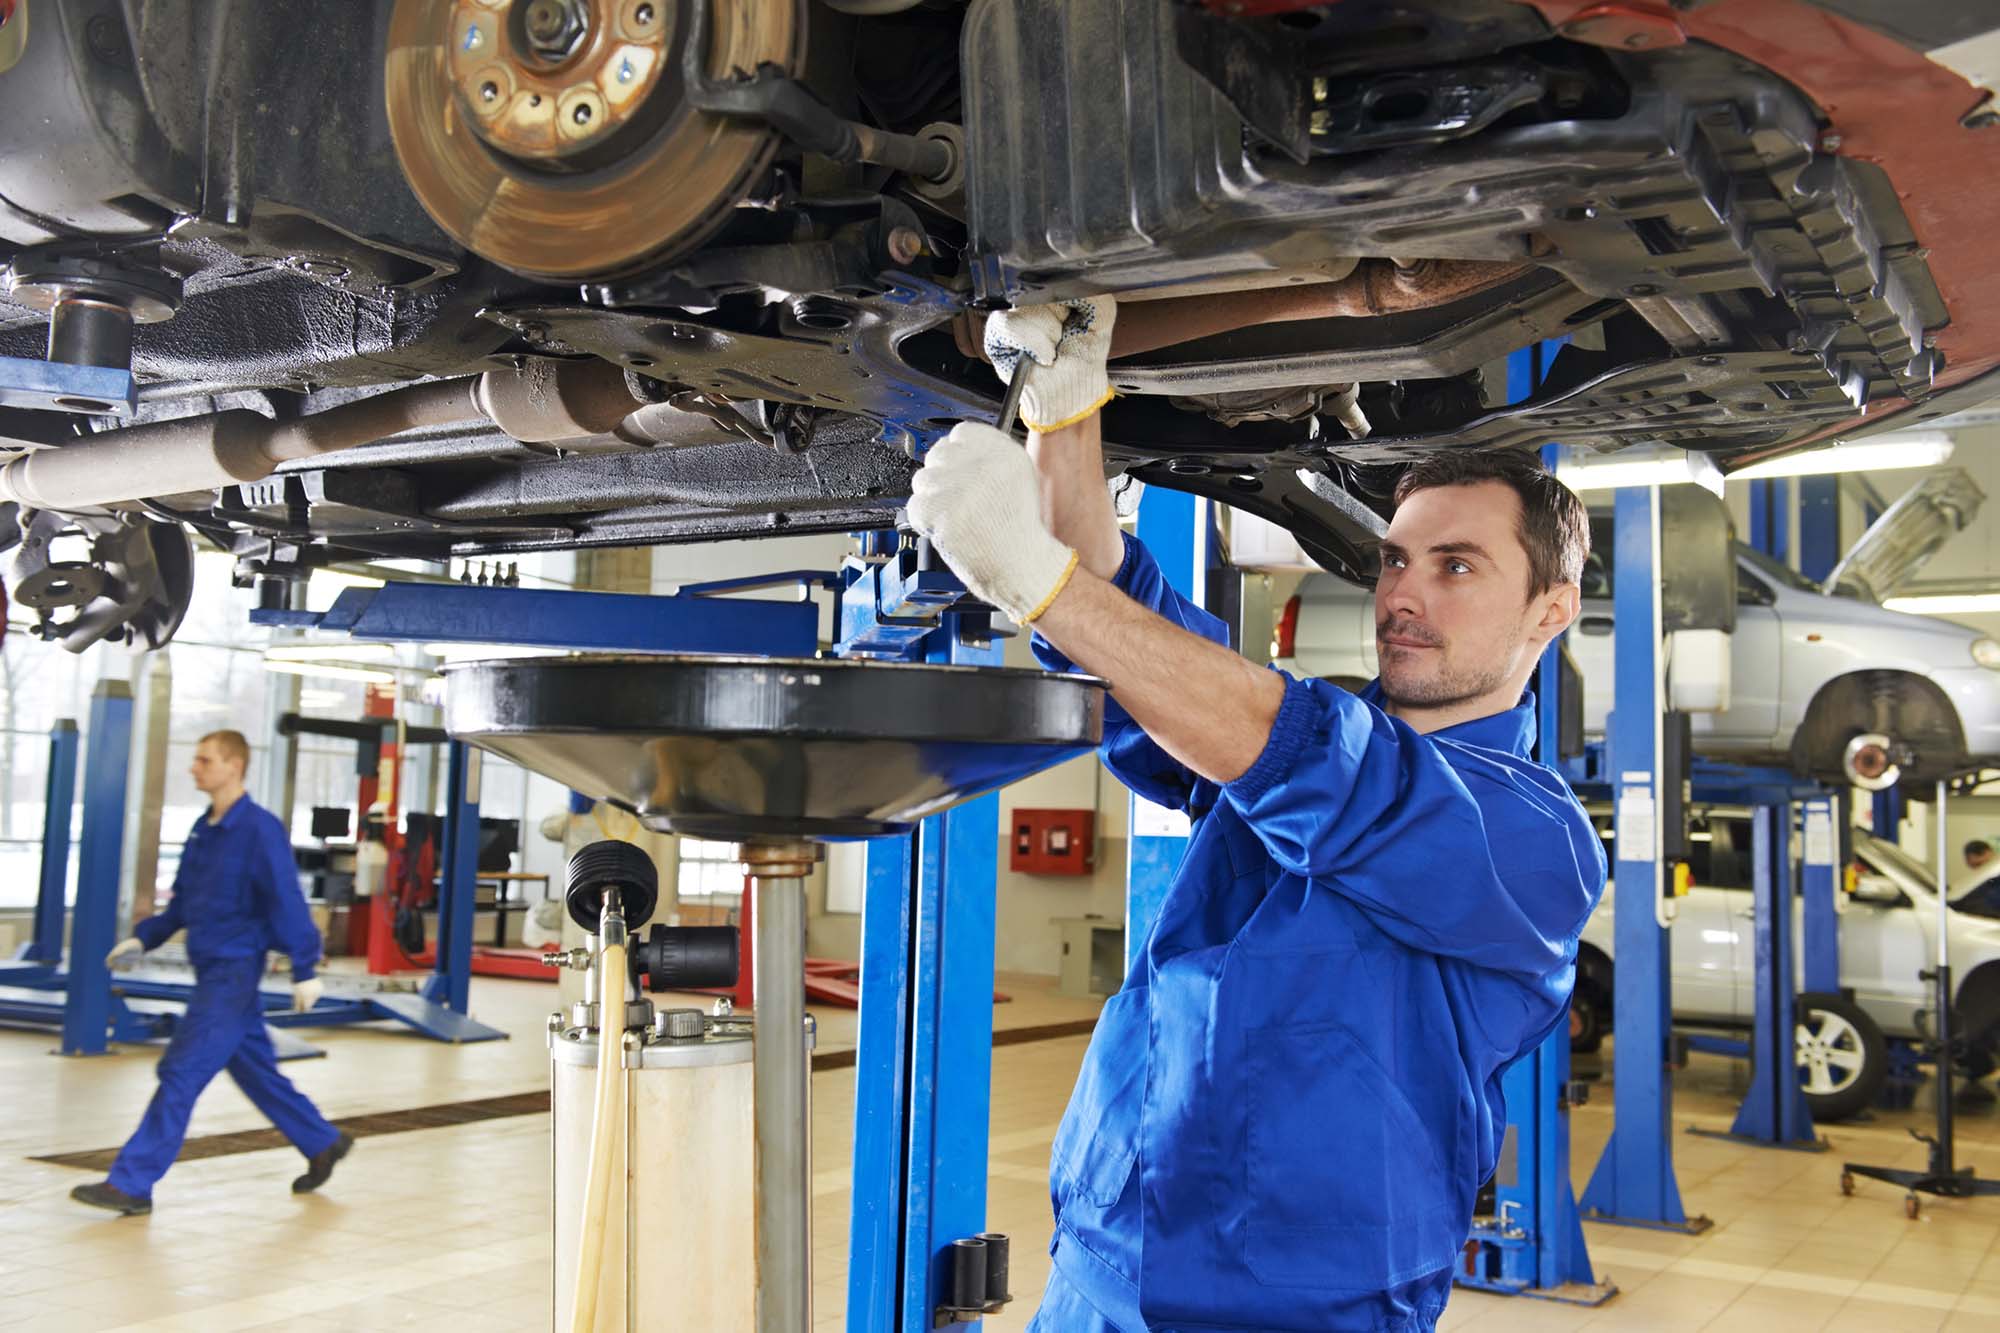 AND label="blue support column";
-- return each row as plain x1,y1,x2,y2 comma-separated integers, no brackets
1872,786,1904,844
1580,487,1708,1231
1723,806,1820,1147
1801,795,1842,996
849,620,1005,1332
21,720,80,963
1125,486,1206,977
1459,629,1612,1302
1798,477,1840,584
847,834,916,1331
1748,478,1790,563
422,741,481,1015
60,680,134,1056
